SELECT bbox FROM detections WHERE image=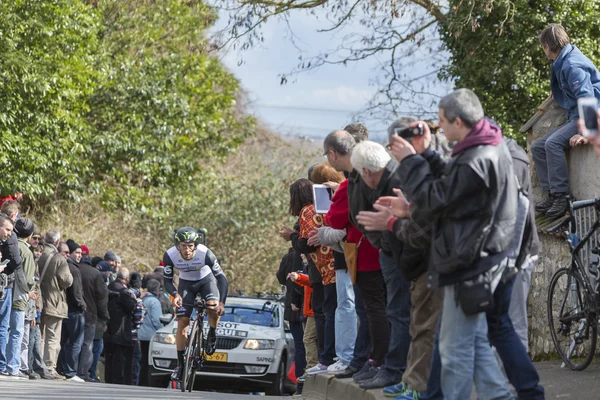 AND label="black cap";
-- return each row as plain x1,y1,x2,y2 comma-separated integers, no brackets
14,218,34,239
66,239,81,253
